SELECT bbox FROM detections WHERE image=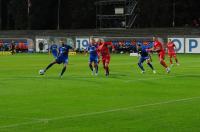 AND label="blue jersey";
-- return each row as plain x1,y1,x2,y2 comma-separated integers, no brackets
87,45,98,64
56,45,72,64
58,45,72,58
138,46,149,57
50,44,58,58
87,45,98,57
